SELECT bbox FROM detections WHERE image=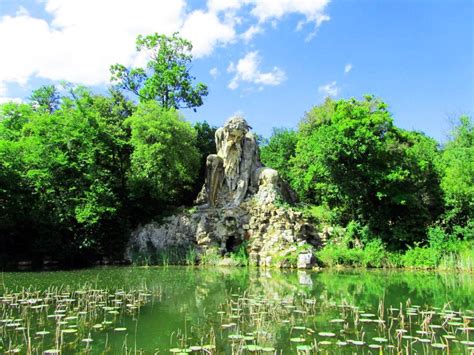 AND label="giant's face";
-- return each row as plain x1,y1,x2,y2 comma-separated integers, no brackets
224,118,249,146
